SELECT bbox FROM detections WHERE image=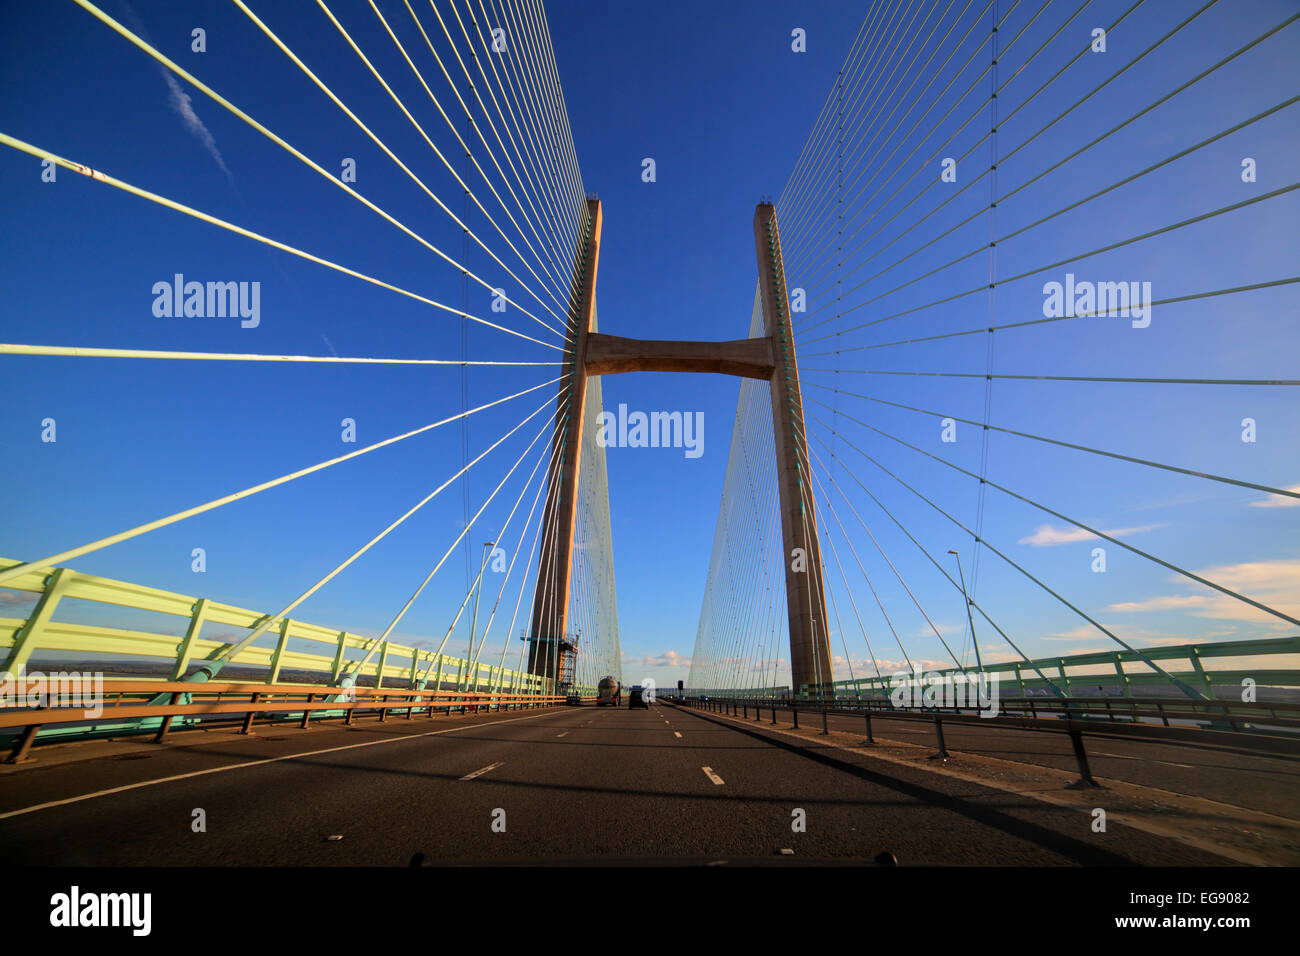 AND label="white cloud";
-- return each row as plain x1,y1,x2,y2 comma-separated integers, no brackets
625,649,691,669
1108,558,1300,624
1249,484,1300,508
0,589,37,608
1018,522,1163,547
162,70,231,177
